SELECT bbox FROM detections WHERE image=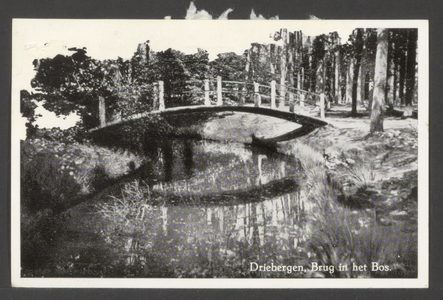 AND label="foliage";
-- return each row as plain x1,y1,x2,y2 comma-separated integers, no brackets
20,90,40,139
31,50,113,128
21,141,81,213
308,199,416,278
184,49,210,79
209,52,246,82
